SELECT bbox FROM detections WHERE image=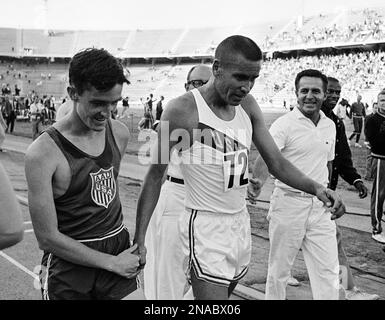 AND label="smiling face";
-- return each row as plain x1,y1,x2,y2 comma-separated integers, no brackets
75,84,122,131
213,53,261,106
296,76,326,120
325,79,341,111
